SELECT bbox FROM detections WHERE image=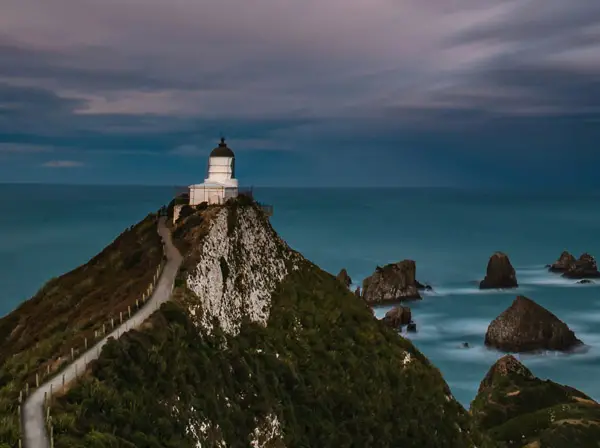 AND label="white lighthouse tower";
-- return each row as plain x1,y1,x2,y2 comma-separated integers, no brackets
188,137,239,205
